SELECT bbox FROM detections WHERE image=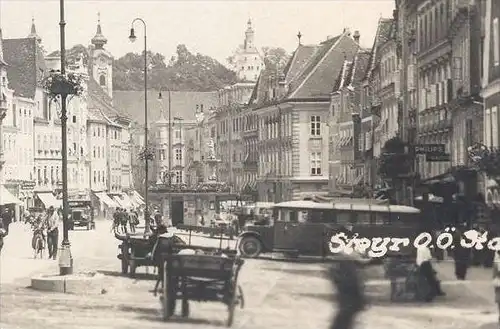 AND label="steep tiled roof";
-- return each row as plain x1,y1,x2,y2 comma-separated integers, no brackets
87,107,107,123
363,18,395,81
351,51,371,87
288,33,360,99
112,91,218,126
3,38,47,98
283,44,318,84
332,60,353,92
87,77,127,122
333,49,371,93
